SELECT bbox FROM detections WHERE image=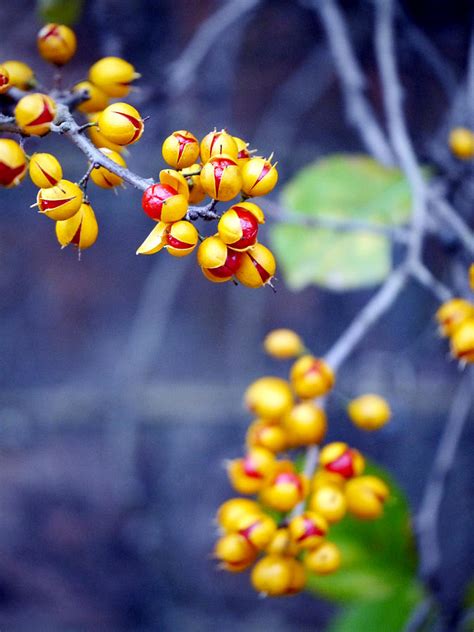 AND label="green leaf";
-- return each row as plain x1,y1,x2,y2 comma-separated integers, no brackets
270,154,413,291
328,583,424,632
306,461,418,604
38,0,84,24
